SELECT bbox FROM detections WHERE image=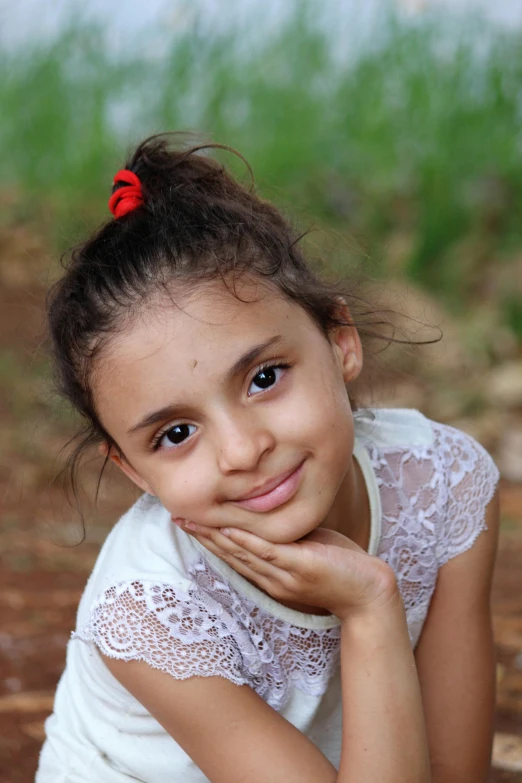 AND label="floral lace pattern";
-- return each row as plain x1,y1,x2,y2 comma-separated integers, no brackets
372,421,498,644
433,422,498,564
73,579,246,682
189,559,342,709
75,421,499,709
74,570,341,710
